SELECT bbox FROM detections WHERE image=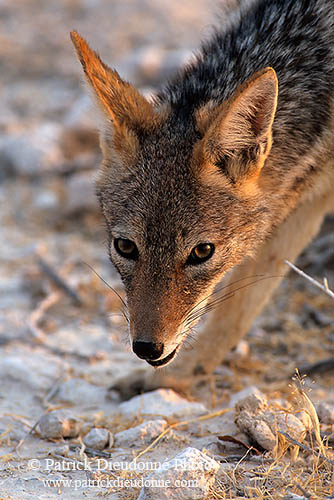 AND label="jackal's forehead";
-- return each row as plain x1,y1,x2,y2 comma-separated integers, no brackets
100,125,205,241
98,120,247,261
